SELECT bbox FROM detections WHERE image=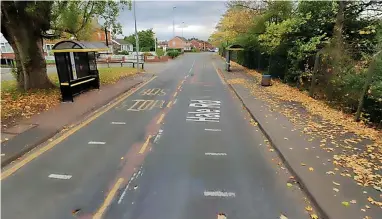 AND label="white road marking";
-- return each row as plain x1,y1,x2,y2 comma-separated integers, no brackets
88,141,106,145
48,174,72,180
204,191,235,197
189,60,195,74
187,100,221,123
204,129,221,132
111,122,126,125
205,152,227,156
174,99,178,104
153,129,163,143
118,172,138,204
